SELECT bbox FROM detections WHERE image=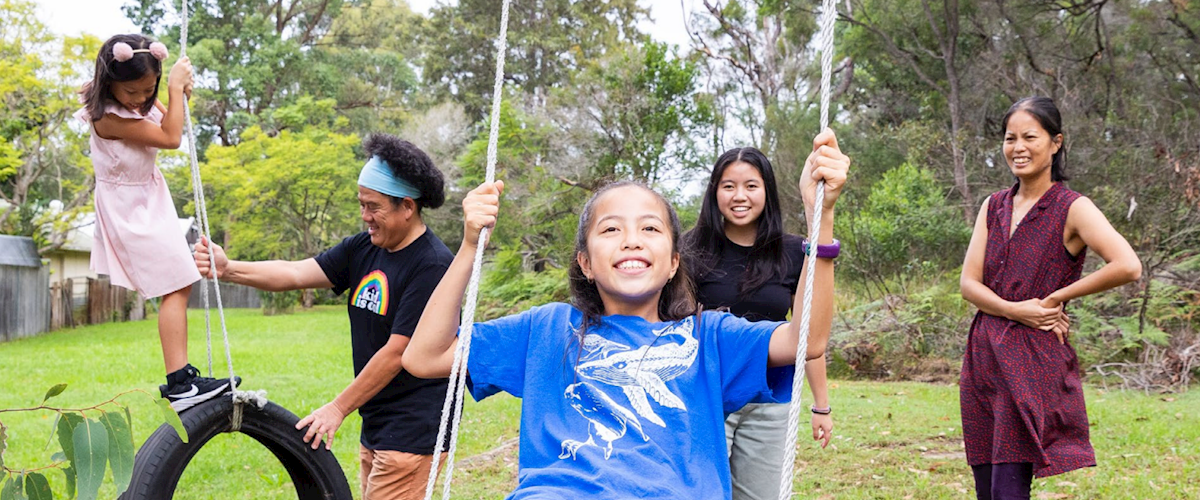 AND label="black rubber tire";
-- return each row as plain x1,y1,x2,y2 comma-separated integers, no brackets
120,397,352,500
